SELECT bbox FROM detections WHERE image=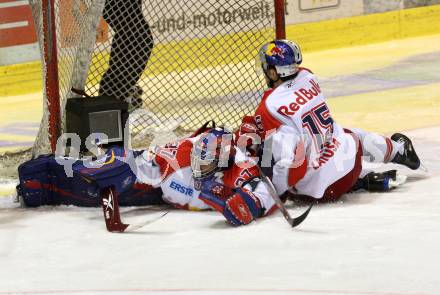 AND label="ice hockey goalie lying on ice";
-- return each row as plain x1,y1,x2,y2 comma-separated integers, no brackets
131,126,278,226
238,39,422,203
